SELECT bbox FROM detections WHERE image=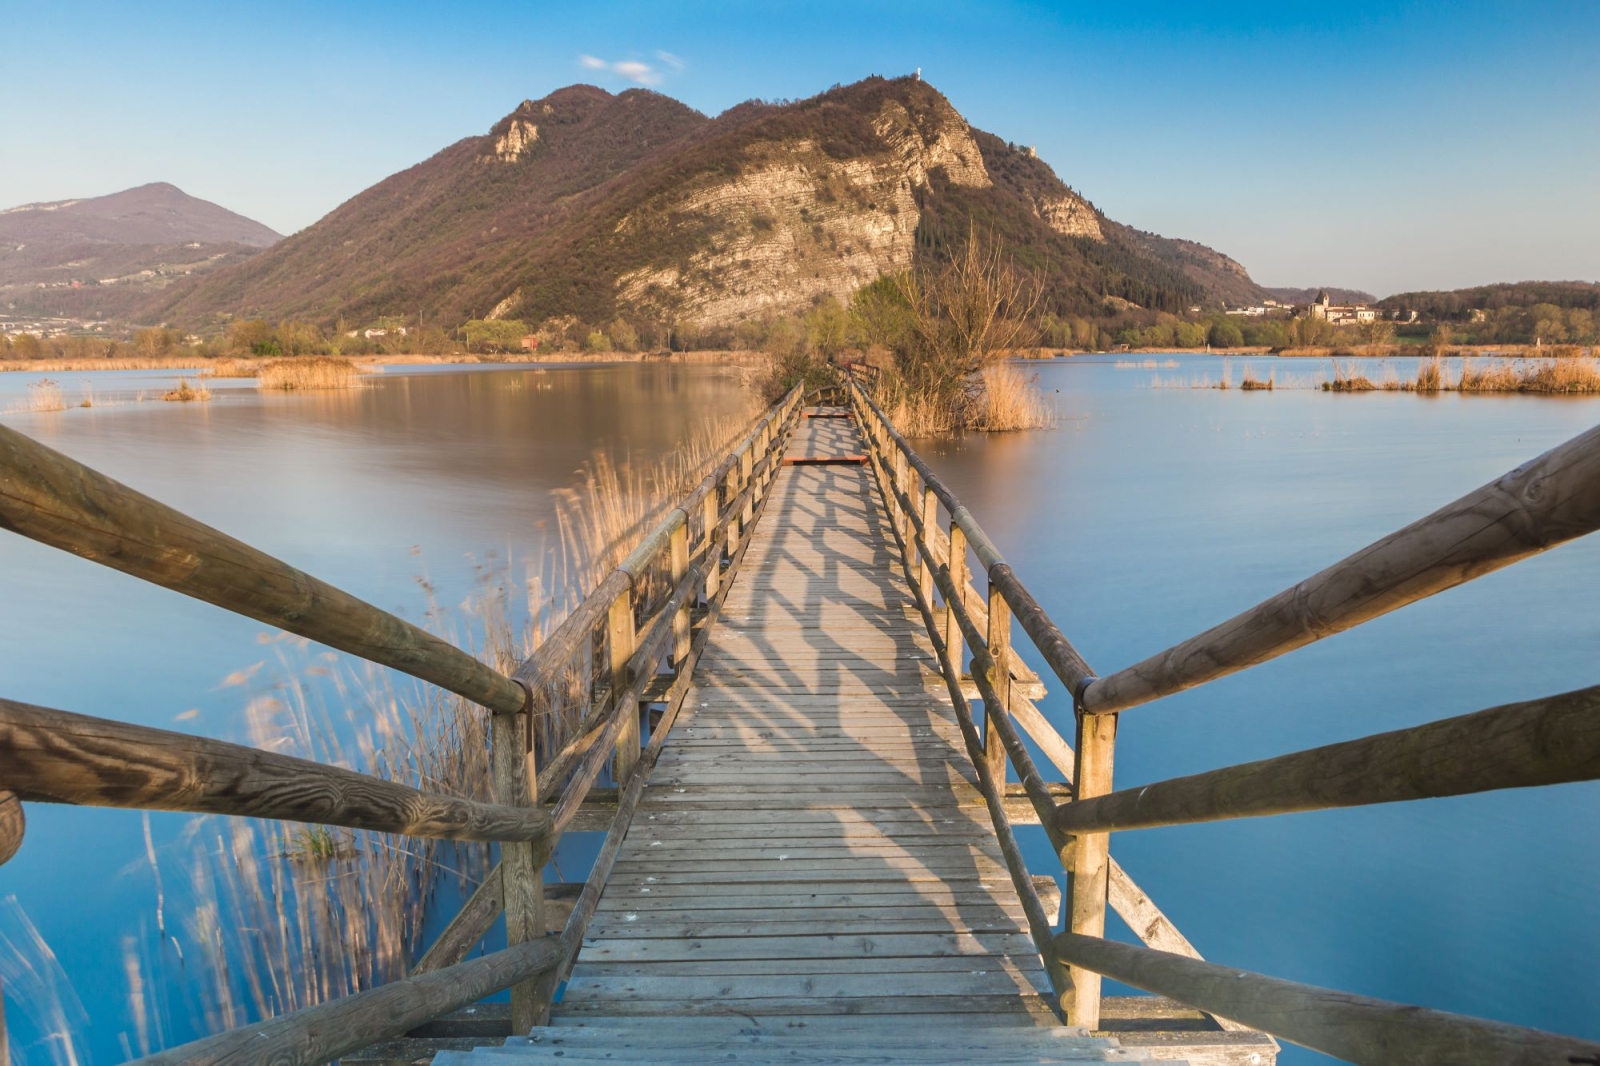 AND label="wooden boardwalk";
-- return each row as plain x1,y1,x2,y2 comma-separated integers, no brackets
556,411,1057,1025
